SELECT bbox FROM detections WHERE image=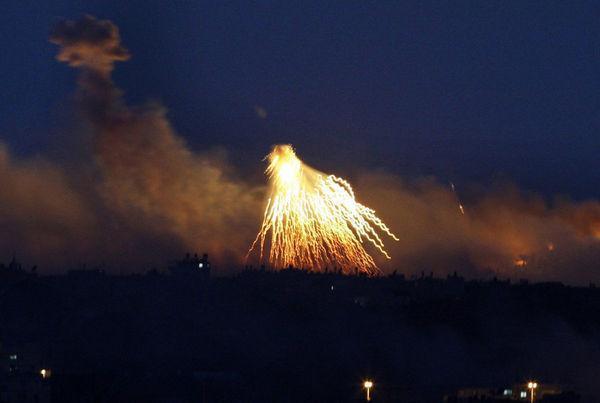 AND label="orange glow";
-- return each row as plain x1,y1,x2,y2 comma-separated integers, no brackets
247,145,398,275
514,256,528,267
593,223,600,239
